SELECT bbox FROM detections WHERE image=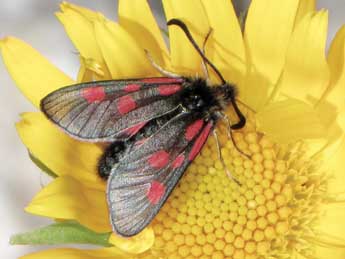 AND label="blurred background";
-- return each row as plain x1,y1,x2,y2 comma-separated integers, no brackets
0,0,344,258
